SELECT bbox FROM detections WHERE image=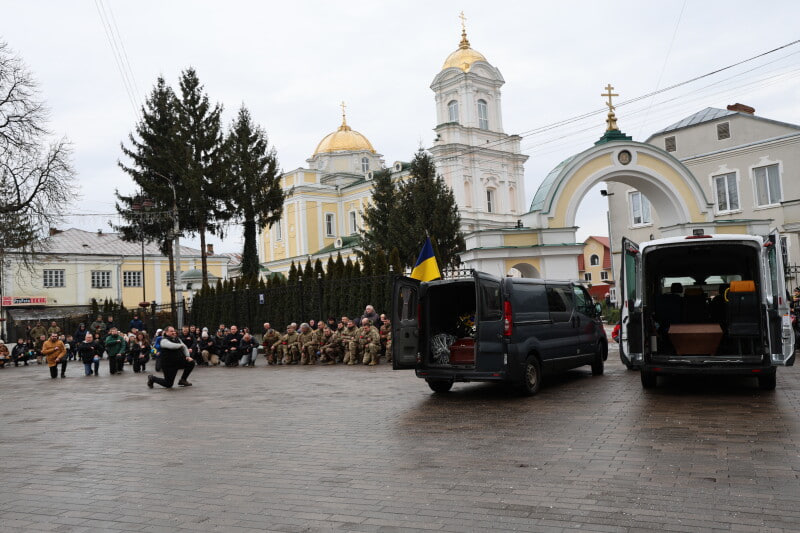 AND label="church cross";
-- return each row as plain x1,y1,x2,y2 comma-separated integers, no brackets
459,11,467,32
340,101,347,119
602,84,618,111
